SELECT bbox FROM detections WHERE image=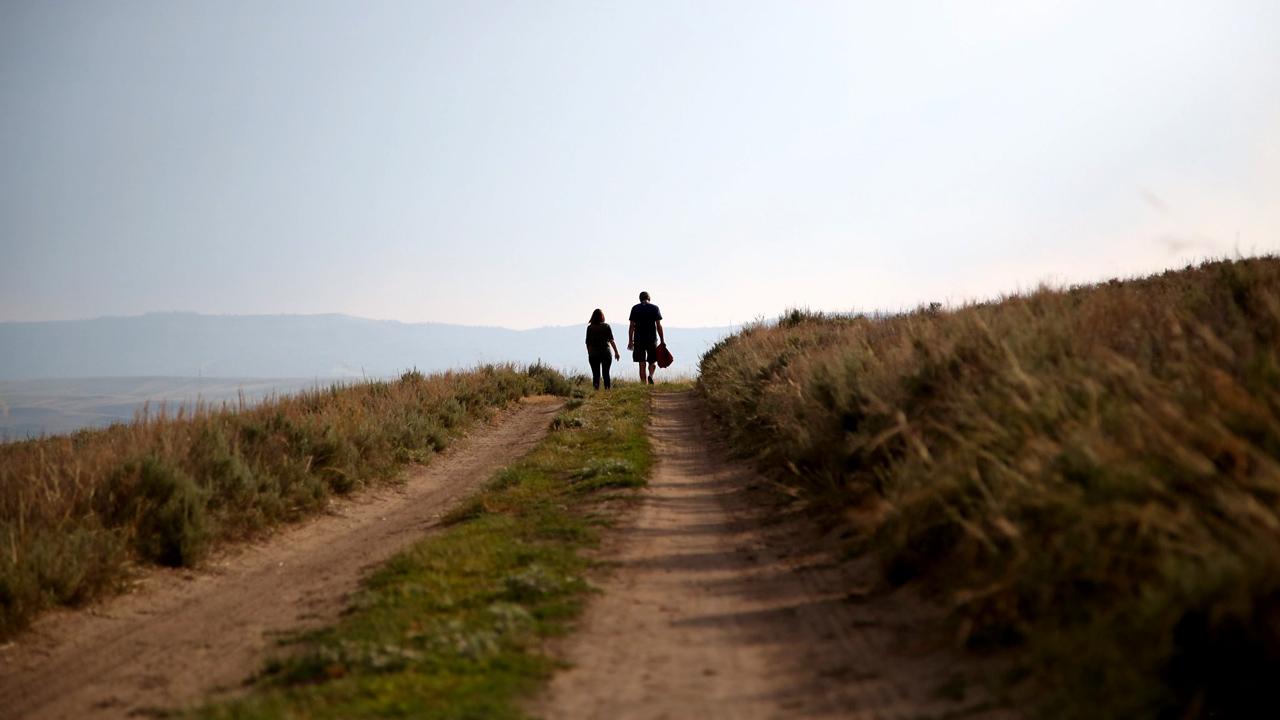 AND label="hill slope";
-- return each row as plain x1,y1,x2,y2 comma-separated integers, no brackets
699,257,1280,719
